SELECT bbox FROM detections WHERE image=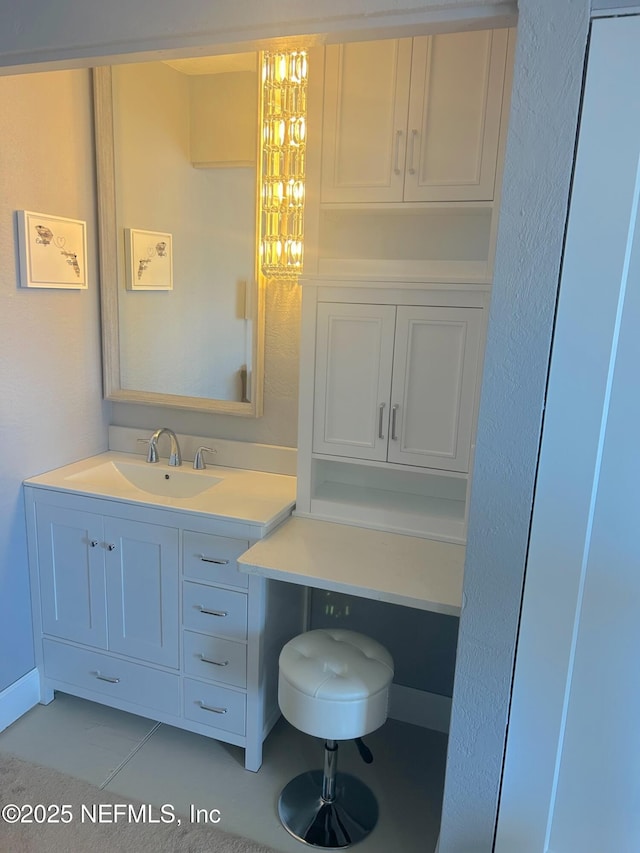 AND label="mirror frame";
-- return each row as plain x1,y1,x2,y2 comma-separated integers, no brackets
93,66,265,416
